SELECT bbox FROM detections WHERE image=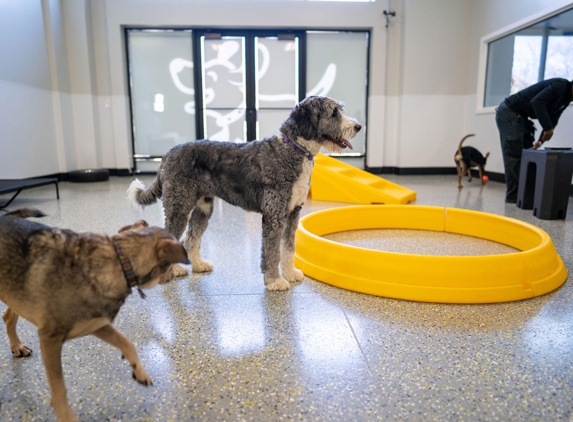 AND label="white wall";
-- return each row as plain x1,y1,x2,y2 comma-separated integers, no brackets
0,0,123,179
0,1,60,179
384,0,573,172
100,0,391,171
1,0,390,178
466,0,573,175
383,0,473,169
1,0,572,179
